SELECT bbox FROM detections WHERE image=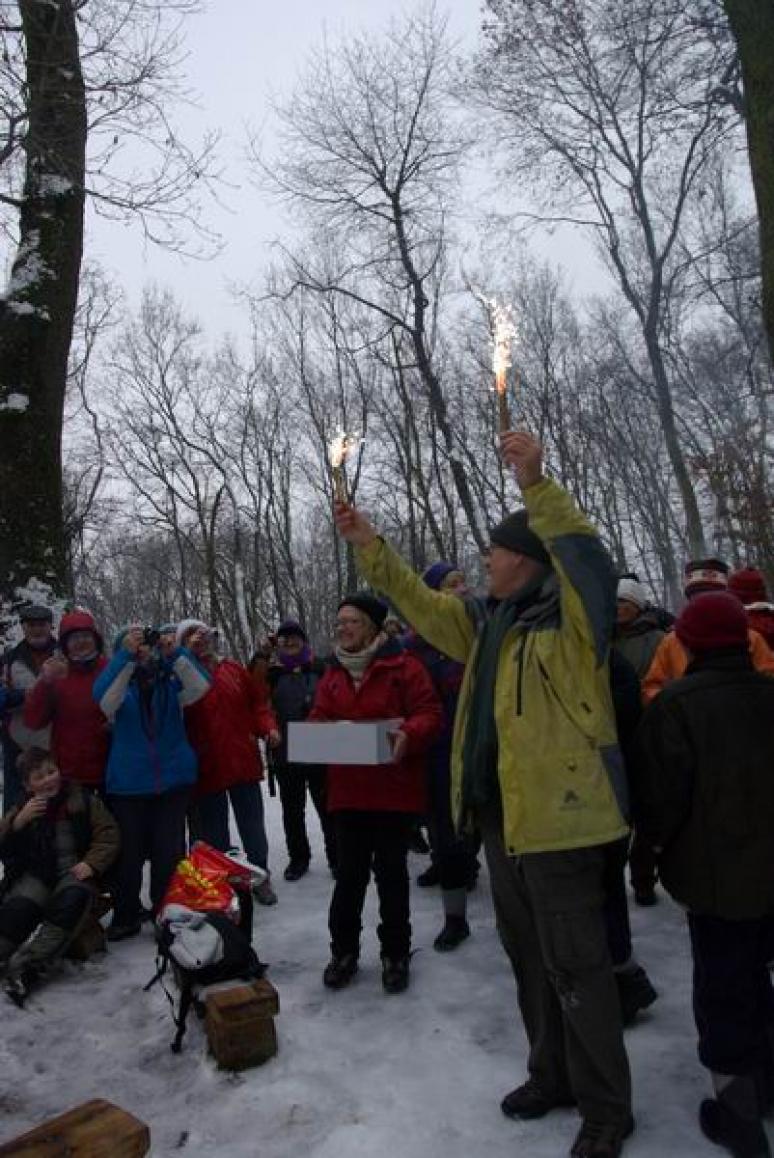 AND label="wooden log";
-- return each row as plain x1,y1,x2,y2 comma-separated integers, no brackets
0,1098,150,1157
205,981,279,1071
66,914,107,962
